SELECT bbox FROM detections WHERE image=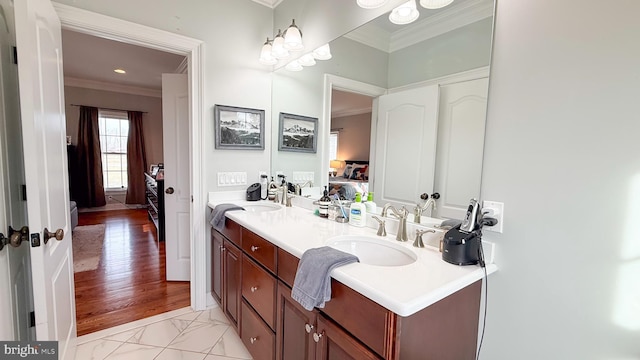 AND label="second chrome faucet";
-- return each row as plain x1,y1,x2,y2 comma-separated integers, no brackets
381,203,409,241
